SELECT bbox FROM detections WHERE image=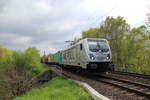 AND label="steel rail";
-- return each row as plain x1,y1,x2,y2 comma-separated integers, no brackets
111,71,150,80
97,74,150,98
